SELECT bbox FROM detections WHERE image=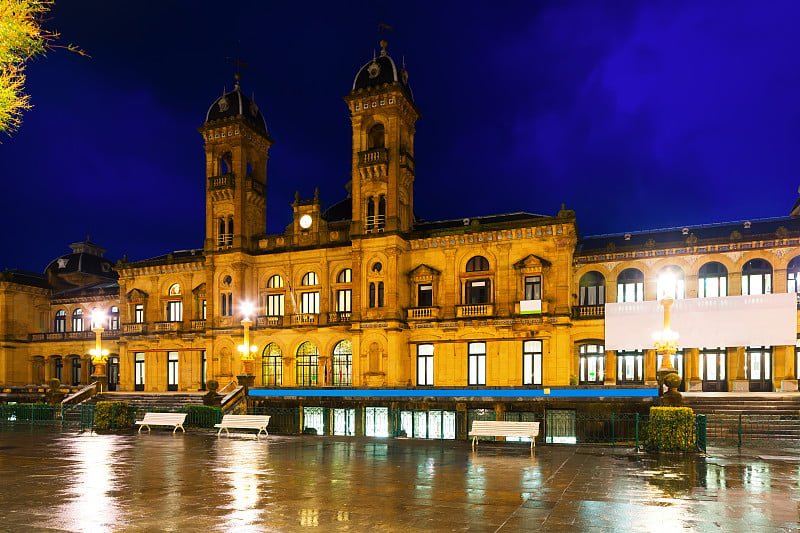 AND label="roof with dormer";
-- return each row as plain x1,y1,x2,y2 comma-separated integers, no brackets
205,79,268,136
352,40,414,103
